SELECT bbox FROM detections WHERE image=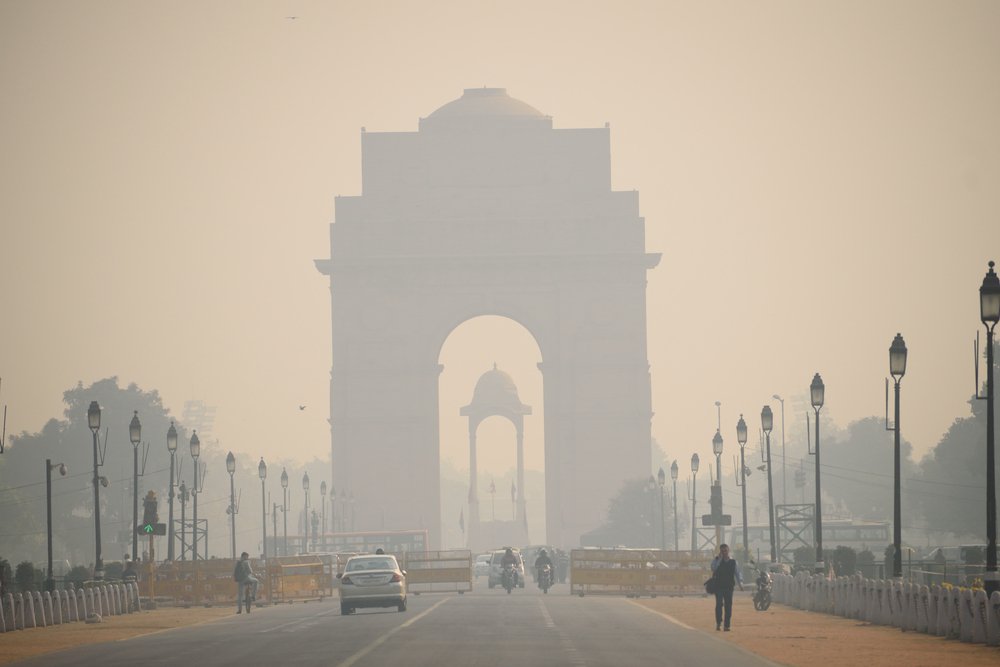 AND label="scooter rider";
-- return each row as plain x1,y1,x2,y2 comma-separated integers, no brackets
500,547,520,587
534,548,553,584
